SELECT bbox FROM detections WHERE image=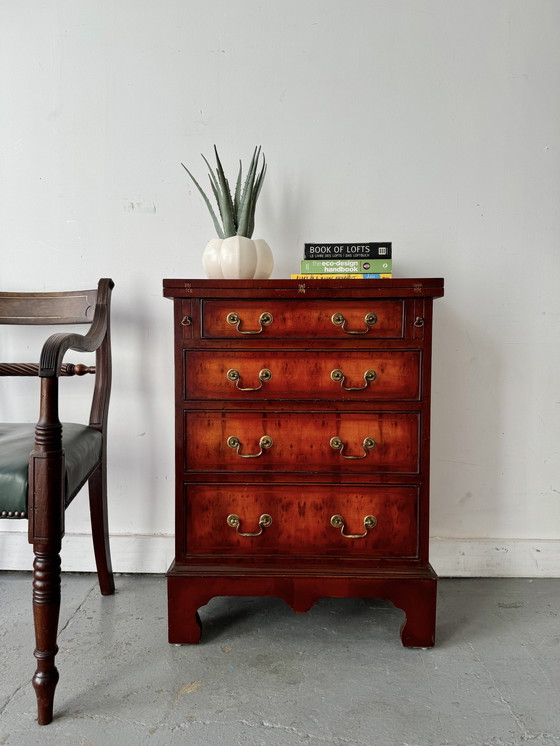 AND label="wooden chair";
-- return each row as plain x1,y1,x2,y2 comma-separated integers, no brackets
0,278,115,724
